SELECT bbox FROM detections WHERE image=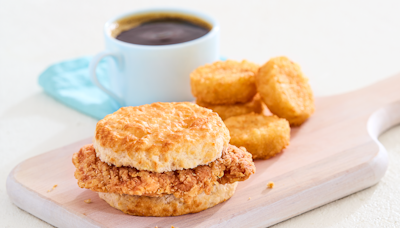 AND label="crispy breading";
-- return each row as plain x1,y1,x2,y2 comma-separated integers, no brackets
94,102,230,173
256,56,314,126
190,60,259,104
267,181,275,189
73,144,255,199
224,114,290,160
196,94,263,120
